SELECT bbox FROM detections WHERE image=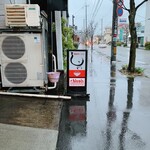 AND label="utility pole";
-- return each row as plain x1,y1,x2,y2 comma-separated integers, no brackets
101,18,103,37
111,0,118,63
85,4,88,36
72,15,75,42
72,15,75,27
85,4,88,47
